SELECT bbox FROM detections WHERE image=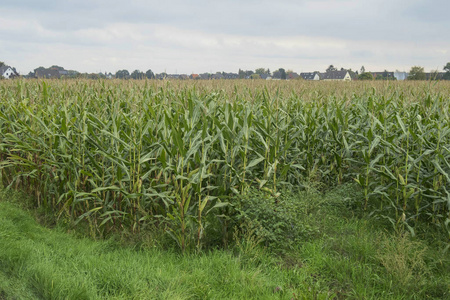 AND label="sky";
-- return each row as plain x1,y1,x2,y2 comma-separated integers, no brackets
1,0,449,75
